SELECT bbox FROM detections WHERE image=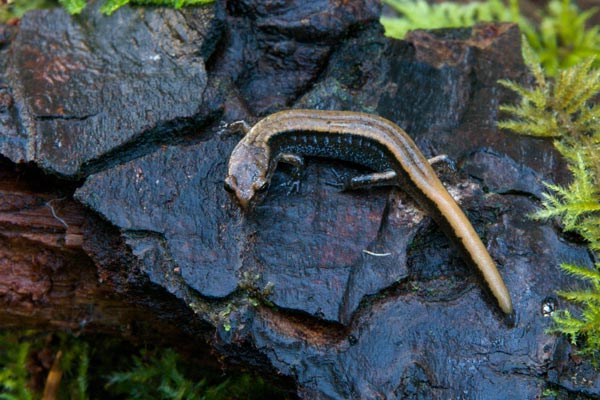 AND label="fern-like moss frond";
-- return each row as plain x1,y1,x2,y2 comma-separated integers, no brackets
496,119,559,137
498,79,548,108
573,104,600,132
558,263,600,284
532,155,600,233
549,302,600,355
559,290,600,304
577,217,600,252
548,310,583,344
500,40,600,143
554,58,600,113
521,38,546,86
